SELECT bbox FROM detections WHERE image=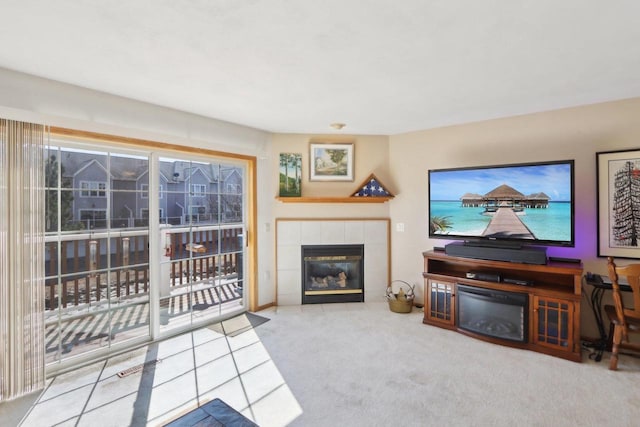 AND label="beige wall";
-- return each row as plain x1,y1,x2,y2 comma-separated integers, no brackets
388,97,640,337
270,133,391,219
